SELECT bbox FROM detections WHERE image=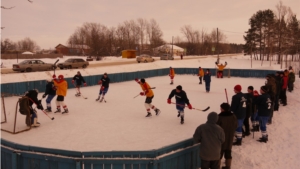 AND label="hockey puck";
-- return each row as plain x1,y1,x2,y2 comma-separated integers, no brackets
51,117,55,120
